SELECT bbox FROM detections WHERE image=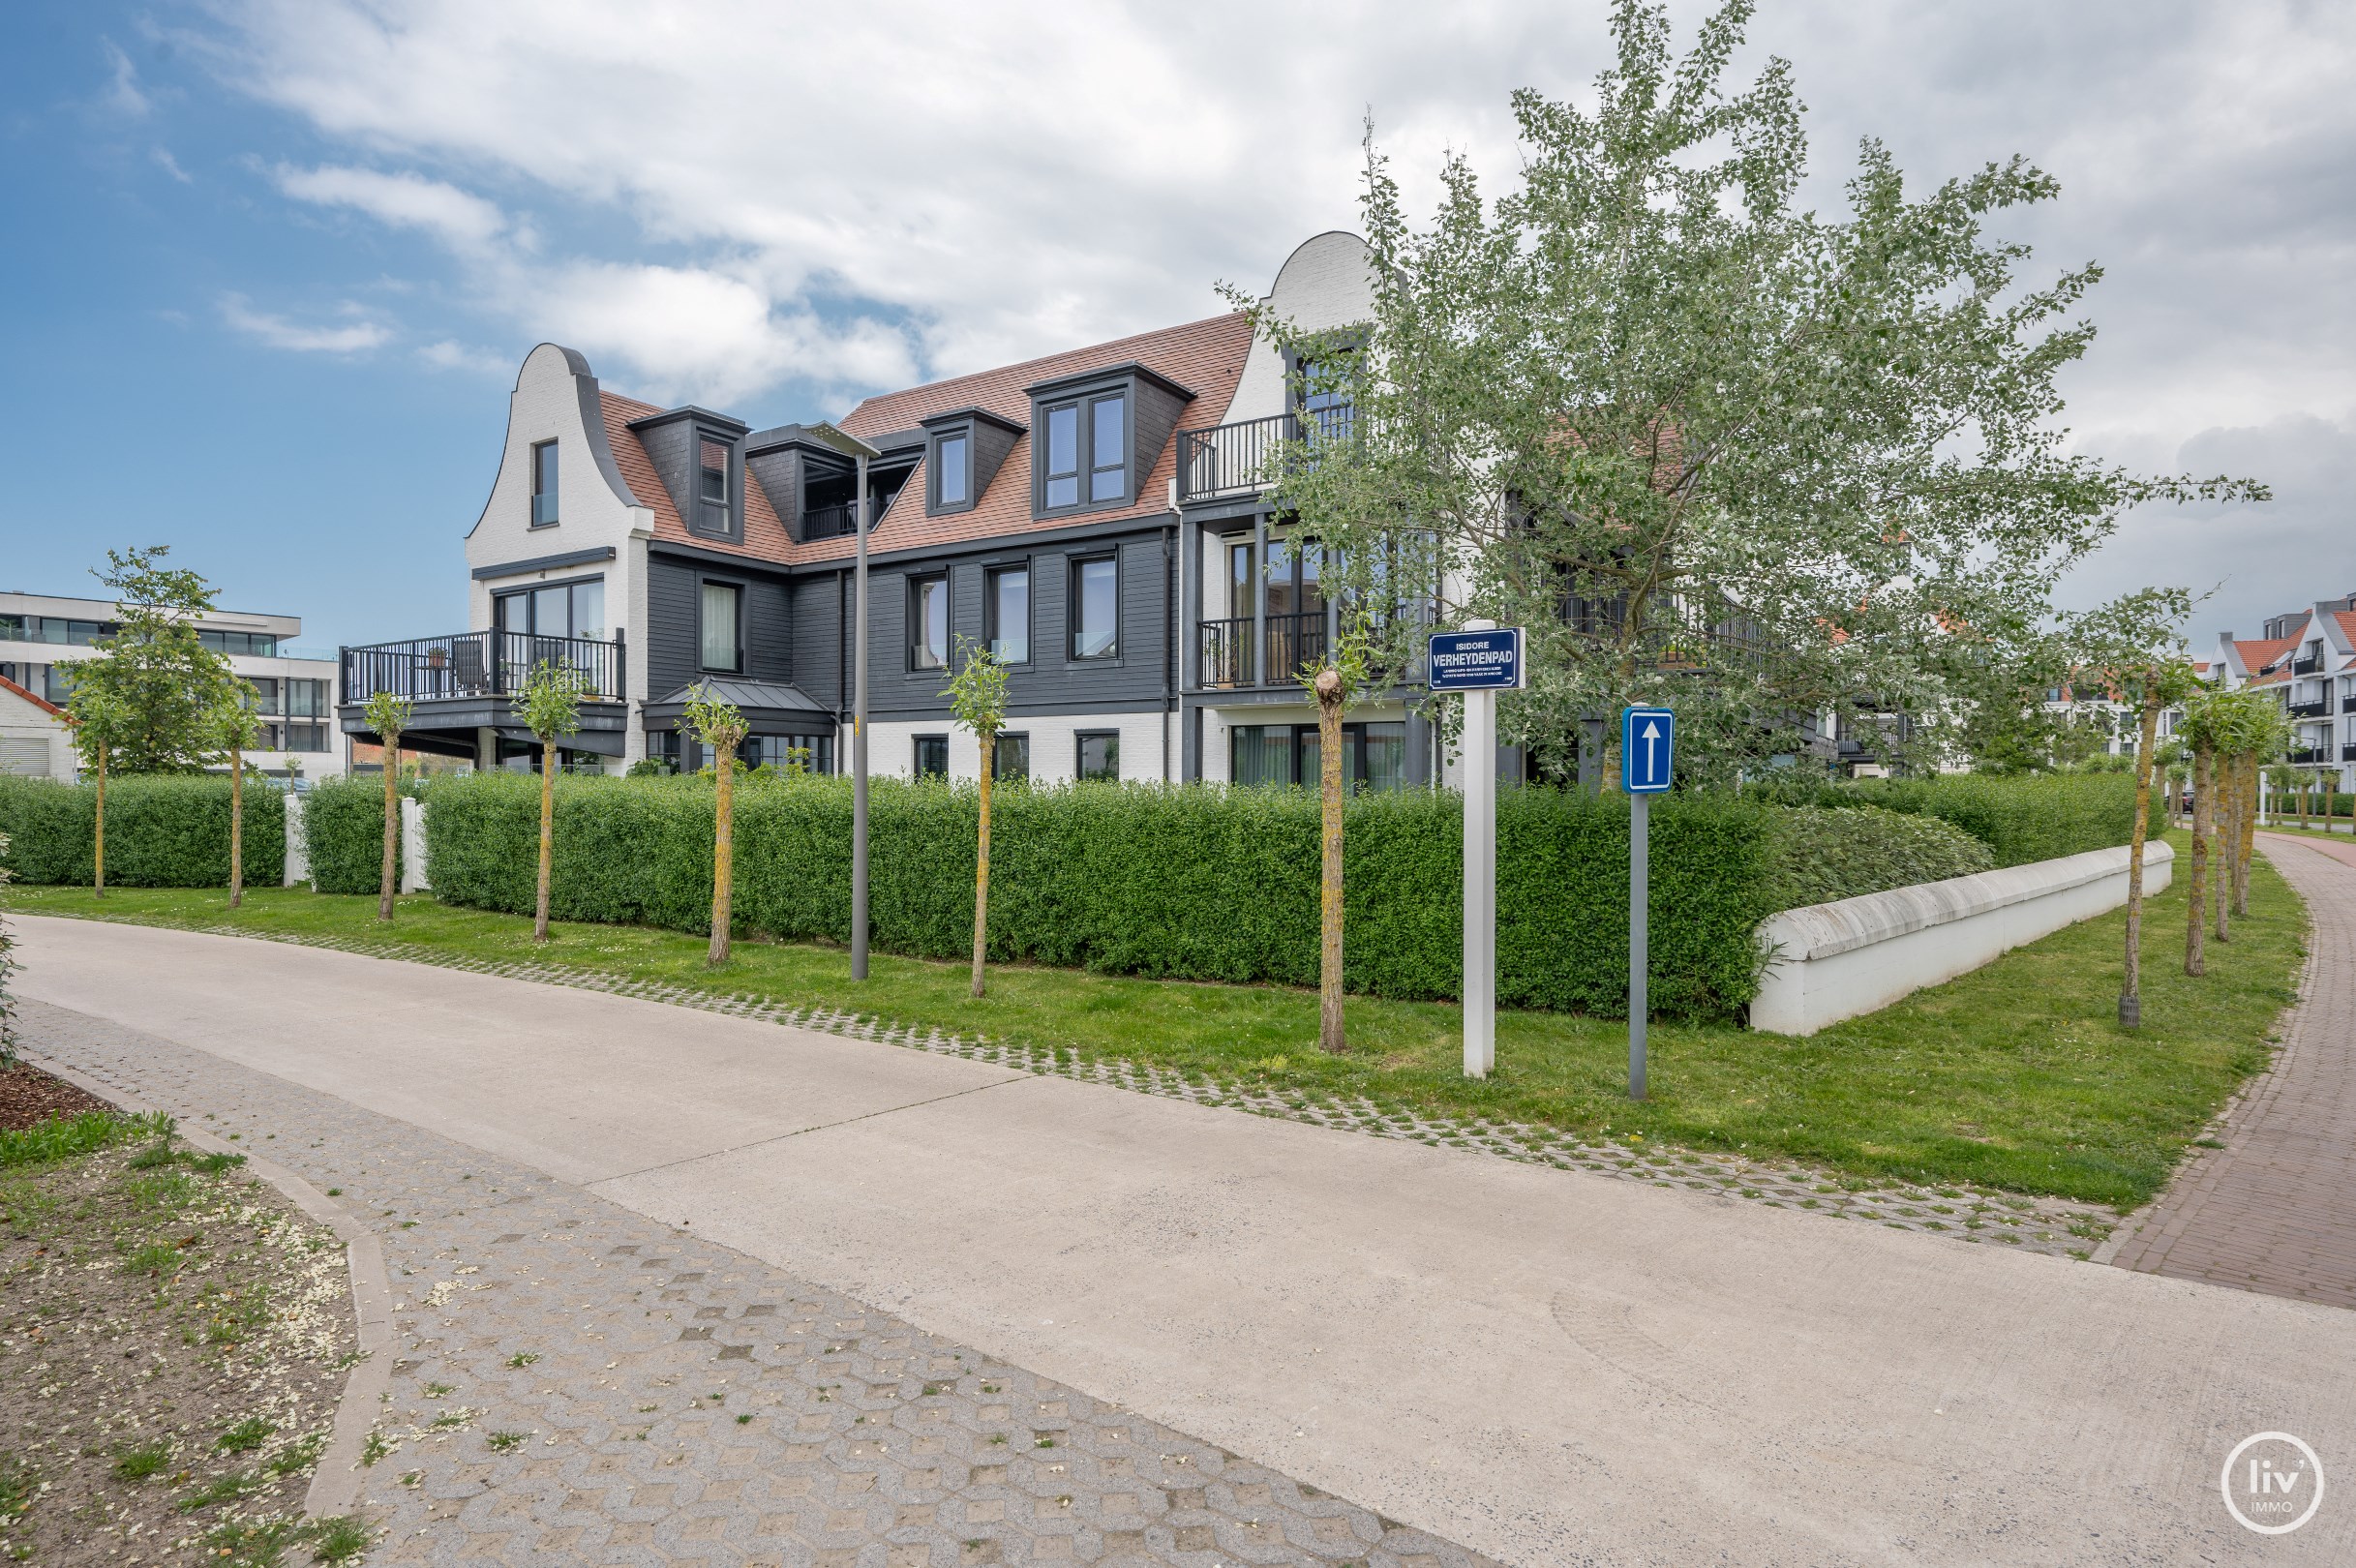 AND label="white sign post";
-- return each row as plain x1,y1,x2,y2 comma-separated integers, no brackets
1620,706,1676,1100
1430,622,1526,1080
